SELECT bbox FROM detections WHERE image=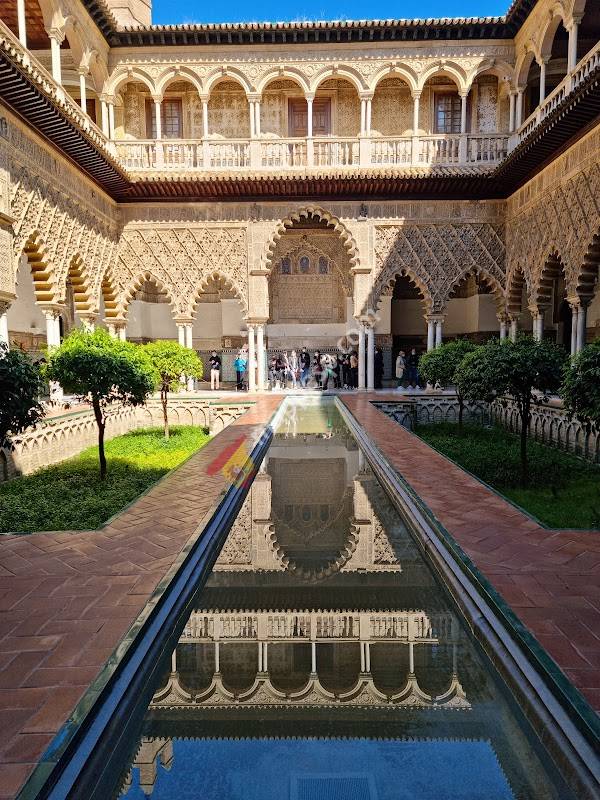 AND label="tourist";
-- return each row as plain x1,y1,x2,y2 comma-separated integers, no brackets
341,352,350,389
288,349,298,389
321,354,336,390
333,354,342,389
406,348,420,389
313,351,323,388
395,350,406,389
299,347,311,388
269,353,284,389
349,350,358,389
374,346,384,389
209,350,221,390
234,349,247,391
